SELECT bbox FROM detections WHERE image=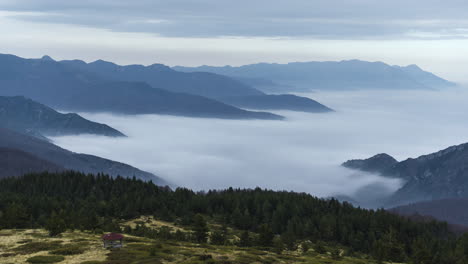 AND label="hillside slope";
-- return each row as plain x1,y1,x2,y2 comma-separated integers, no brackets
0,96,125,138
391,198,468,227
0,147,64,178
344,143,468,206
0,127,167,184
